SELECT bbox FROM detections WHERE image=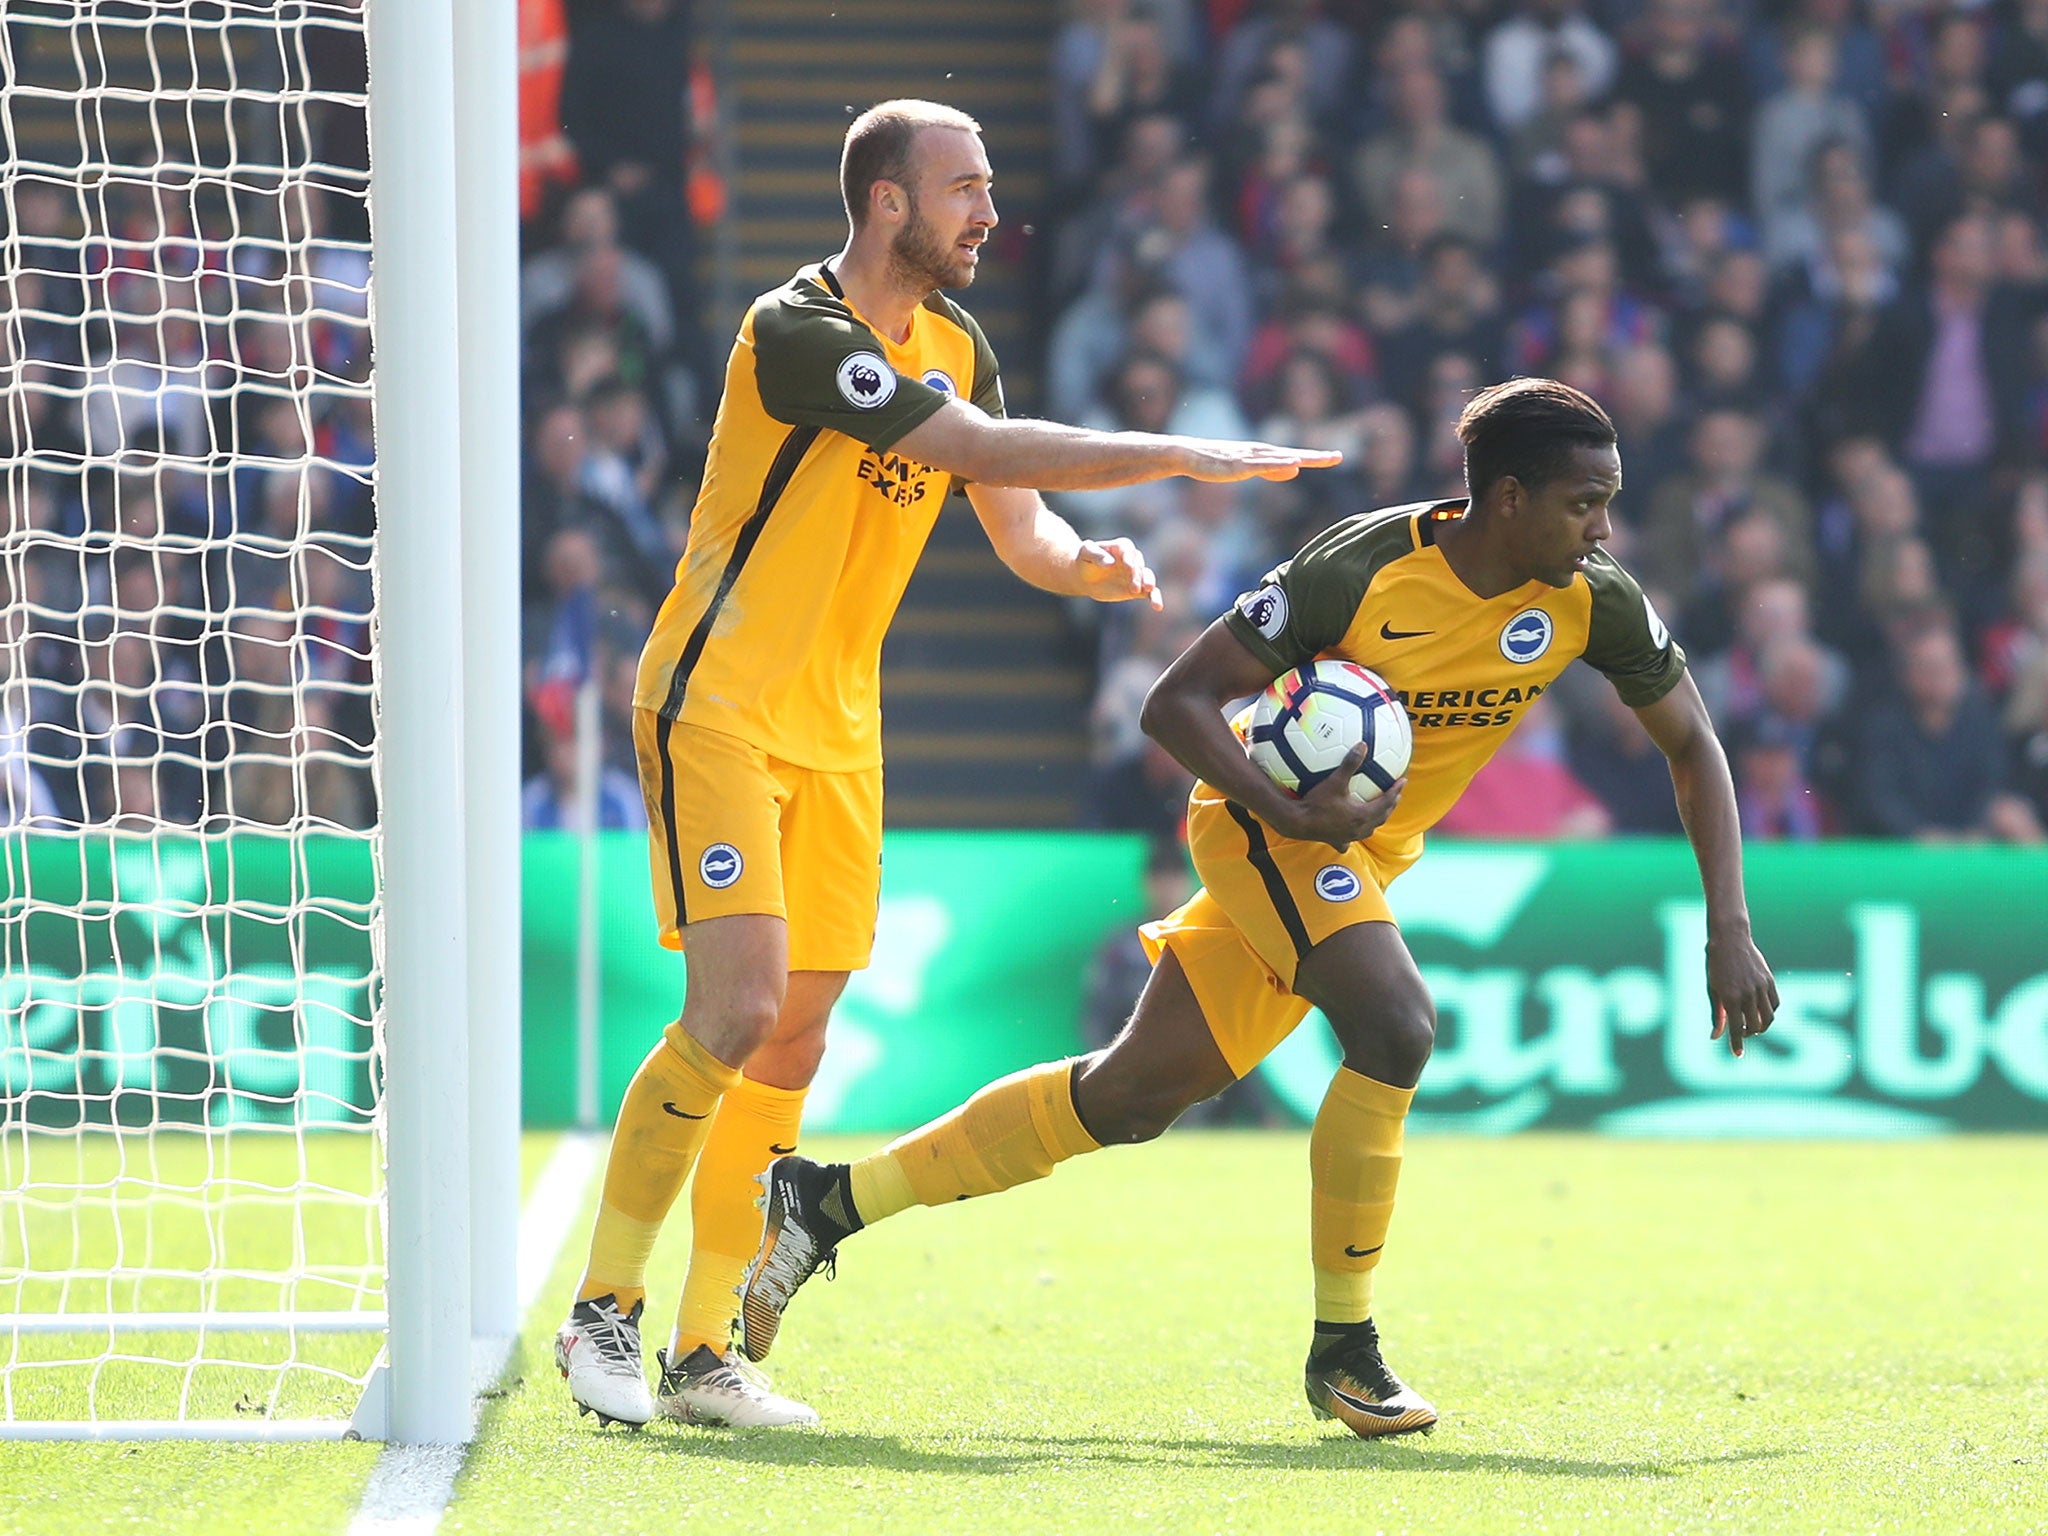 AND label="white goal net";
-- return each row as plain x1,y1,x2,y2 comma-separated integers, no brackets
1,0,385,1436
